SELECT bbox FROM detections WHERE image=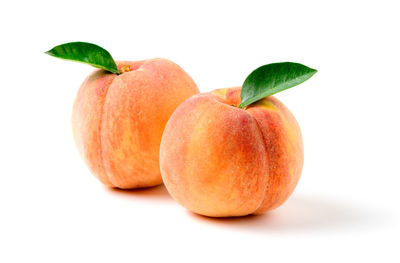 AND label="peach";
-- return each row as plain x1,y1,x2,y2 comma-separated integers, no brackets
159,87,303,217
72,58,199,189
